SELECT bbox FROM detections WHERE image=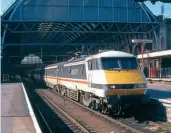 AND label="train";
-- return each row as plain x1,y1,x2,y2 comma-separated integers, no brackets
26,51,149,115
